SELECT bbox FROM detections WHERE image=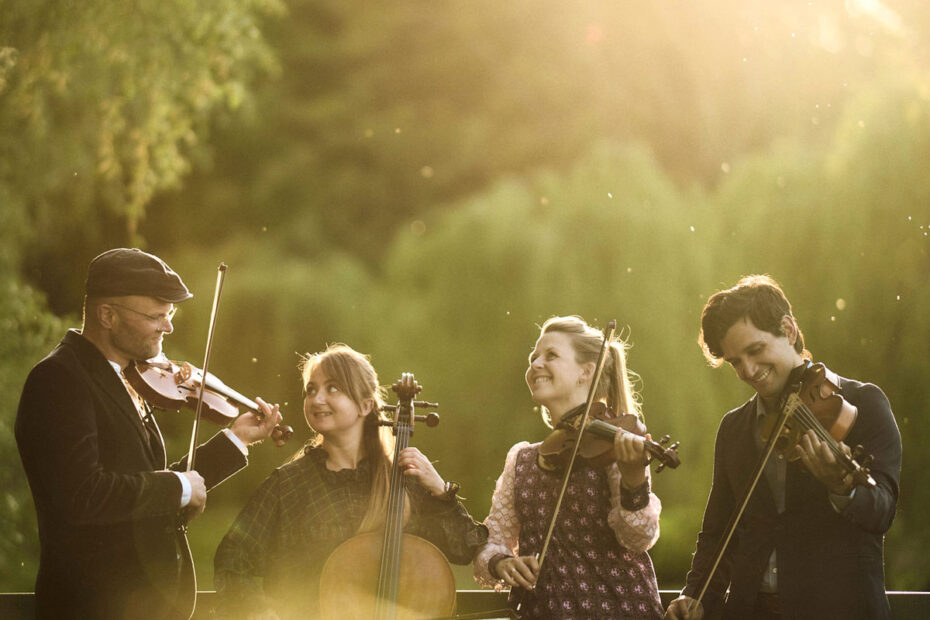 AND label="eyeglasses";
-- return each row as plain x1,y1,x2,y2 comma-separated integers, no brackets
108,303,177,325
